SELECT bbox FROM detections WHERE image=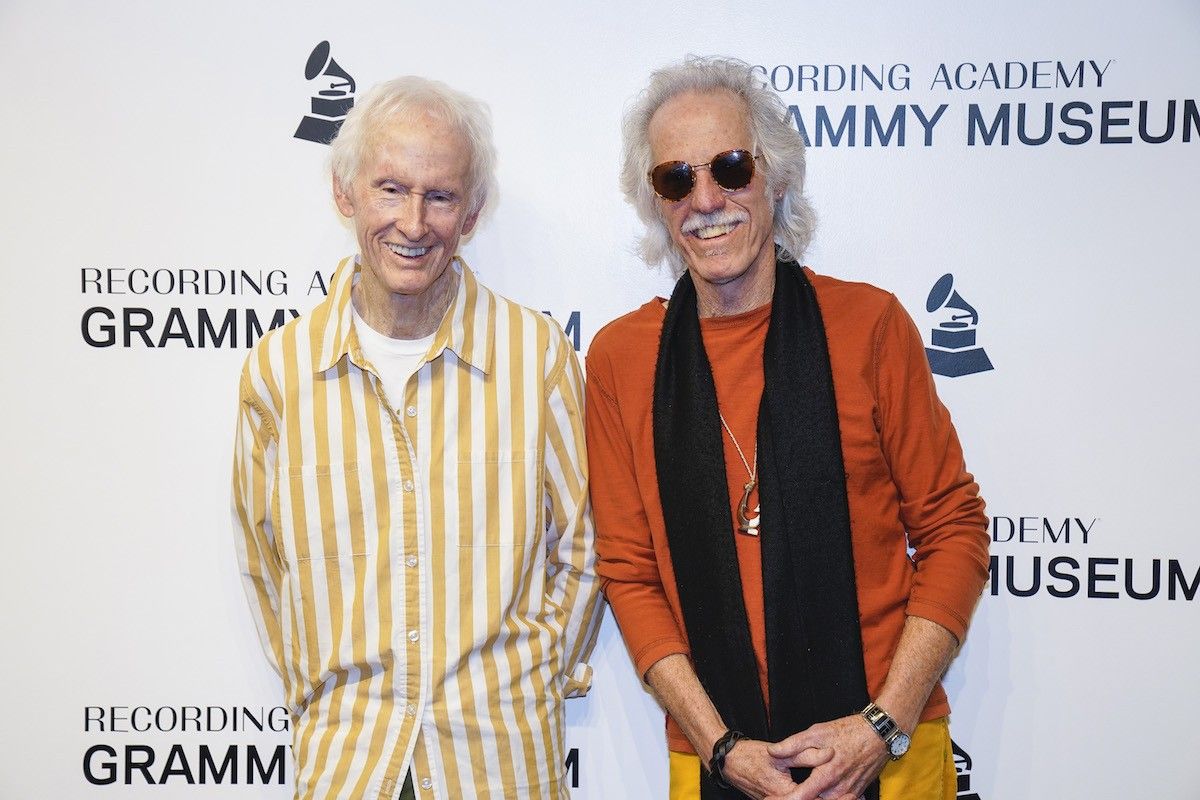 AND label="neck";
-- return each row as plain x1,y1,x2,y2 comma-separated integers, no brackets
353,262,459,339
693,258,776,319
